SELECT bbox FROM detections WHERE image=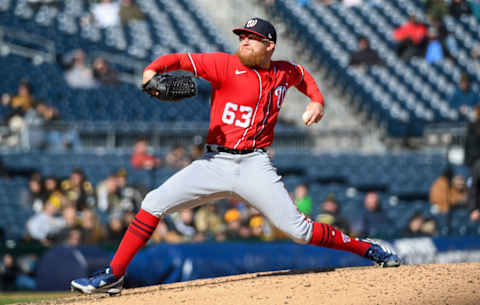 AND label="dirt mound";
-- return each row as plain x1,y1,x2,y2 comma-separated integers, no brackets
35,263,479,305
